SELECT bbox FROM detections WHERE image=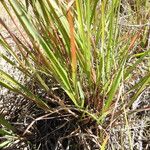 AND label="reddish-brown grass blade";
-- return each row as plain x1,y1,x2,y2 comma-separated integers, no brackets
67,0,77,84
128,31,141,51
